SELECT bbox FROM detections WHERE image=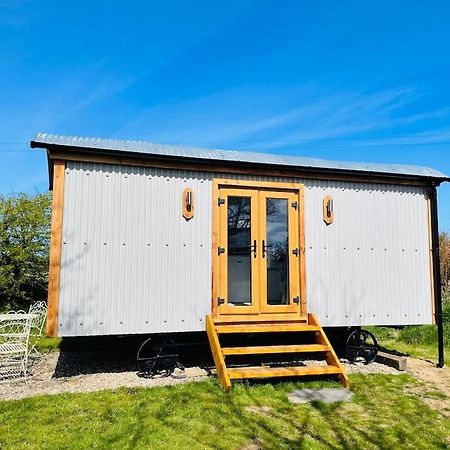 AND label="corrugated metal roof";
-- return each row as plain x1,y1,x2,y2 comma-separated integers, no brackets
31,132,449,180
